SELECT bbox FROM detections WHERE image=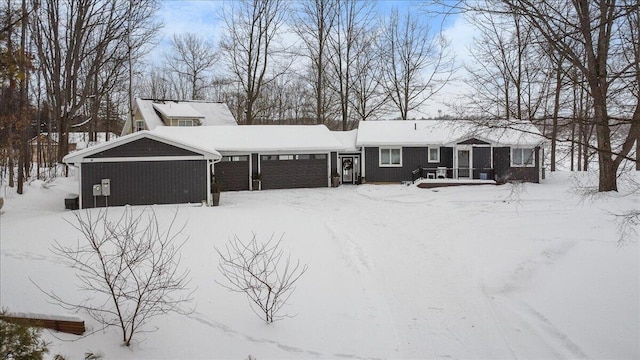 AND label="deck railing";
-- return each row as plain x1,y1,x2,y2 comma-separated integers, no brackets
412,167,495,183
